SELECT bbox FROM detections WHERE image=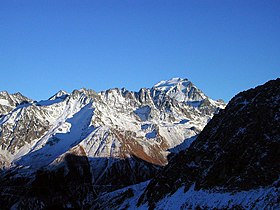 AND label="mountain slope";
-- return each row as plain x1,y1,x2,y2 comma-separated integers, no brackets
136,78,280,209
